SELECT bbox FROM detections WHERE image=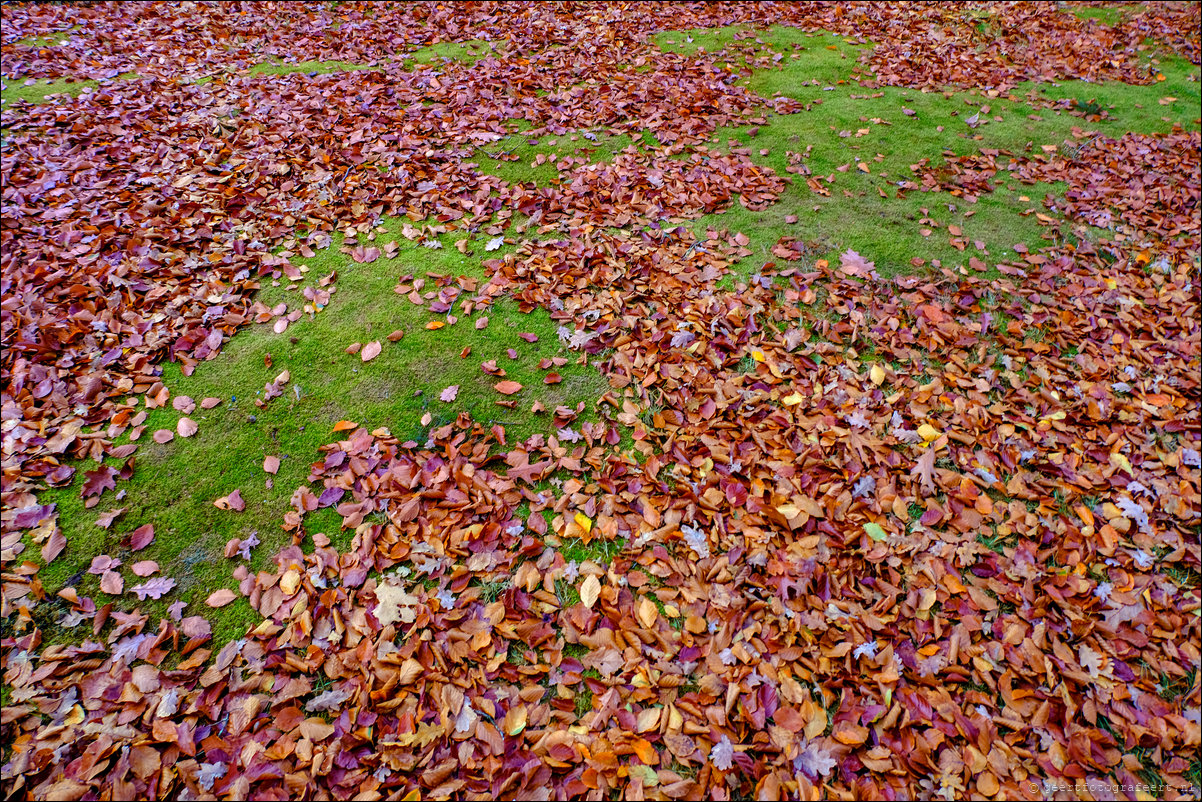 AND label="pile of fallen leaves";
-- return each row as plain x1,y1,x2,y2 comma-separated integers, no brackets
2,2,1200,801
